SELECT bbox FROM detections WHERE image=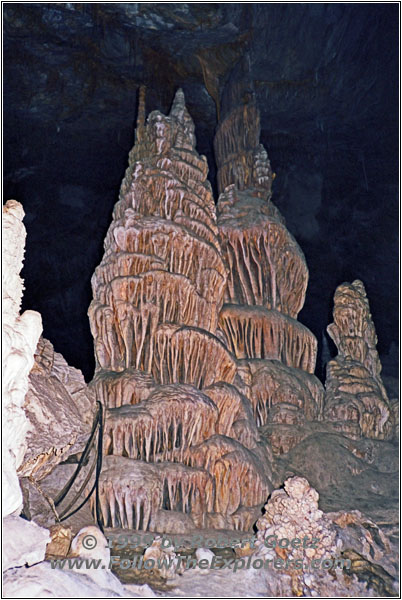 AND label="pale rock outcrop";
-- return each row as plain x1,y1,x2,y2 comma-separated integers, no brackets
254,476,373,597
2,200,42,516
18,337,96,481
142,536,180,579
2,514,50,571
3,525,156,598
324,280,393,439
